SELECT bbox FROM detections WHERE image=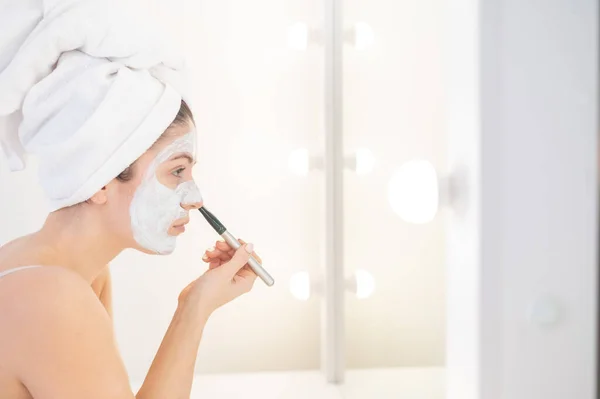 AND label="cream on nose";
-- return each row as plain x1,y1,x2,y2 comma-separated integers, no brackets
176,180,203,210
182,201,203,211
